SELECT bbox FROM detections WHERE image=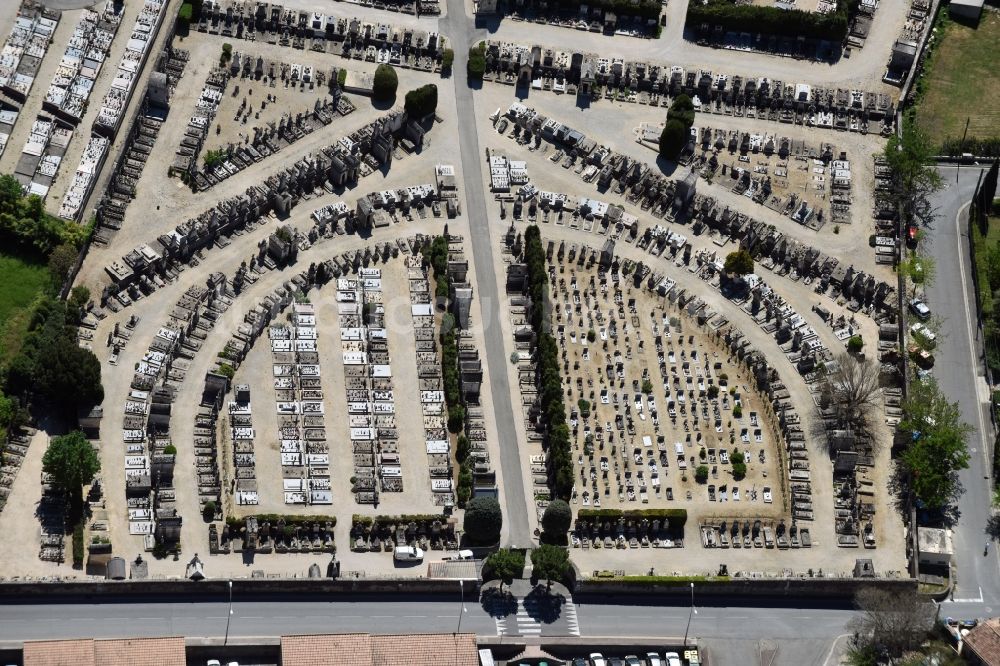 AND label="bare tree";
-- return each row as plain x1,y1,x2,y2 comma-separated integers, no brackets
848,587,935,660
819,354,883,455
